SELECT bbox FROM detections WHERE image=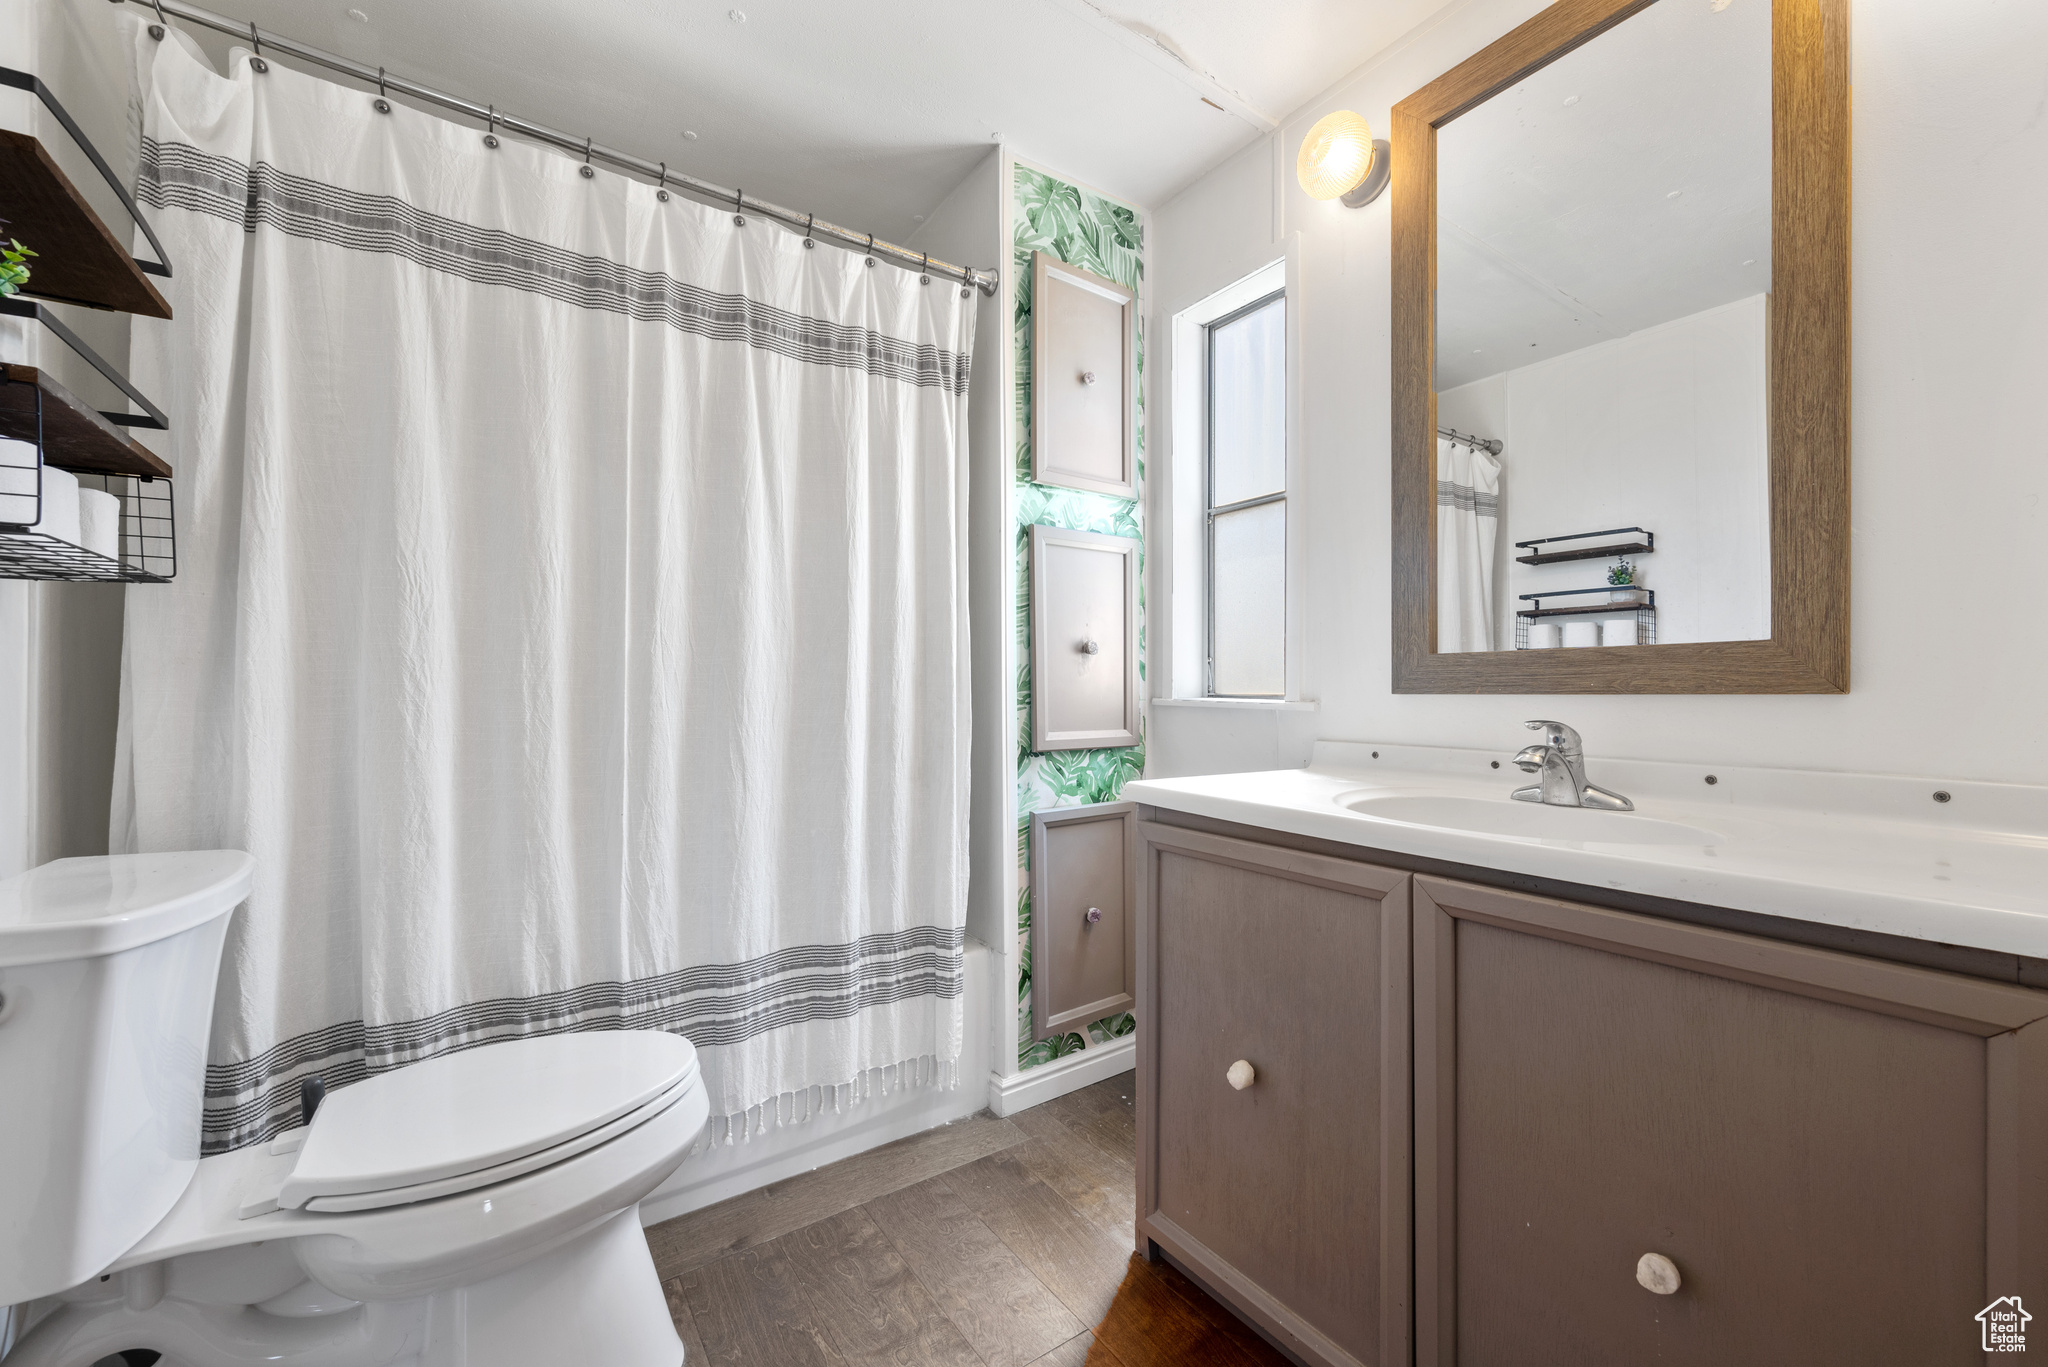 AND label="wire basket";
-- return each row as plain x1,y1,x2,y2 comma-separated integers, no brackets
0,443,175,582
